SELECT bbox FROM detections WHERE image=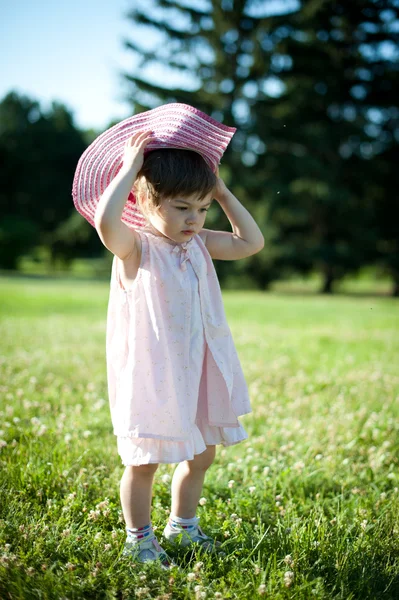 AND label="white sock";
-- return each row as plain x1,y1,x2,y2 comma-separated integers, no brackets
126,523,155,544
168,514,199,531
